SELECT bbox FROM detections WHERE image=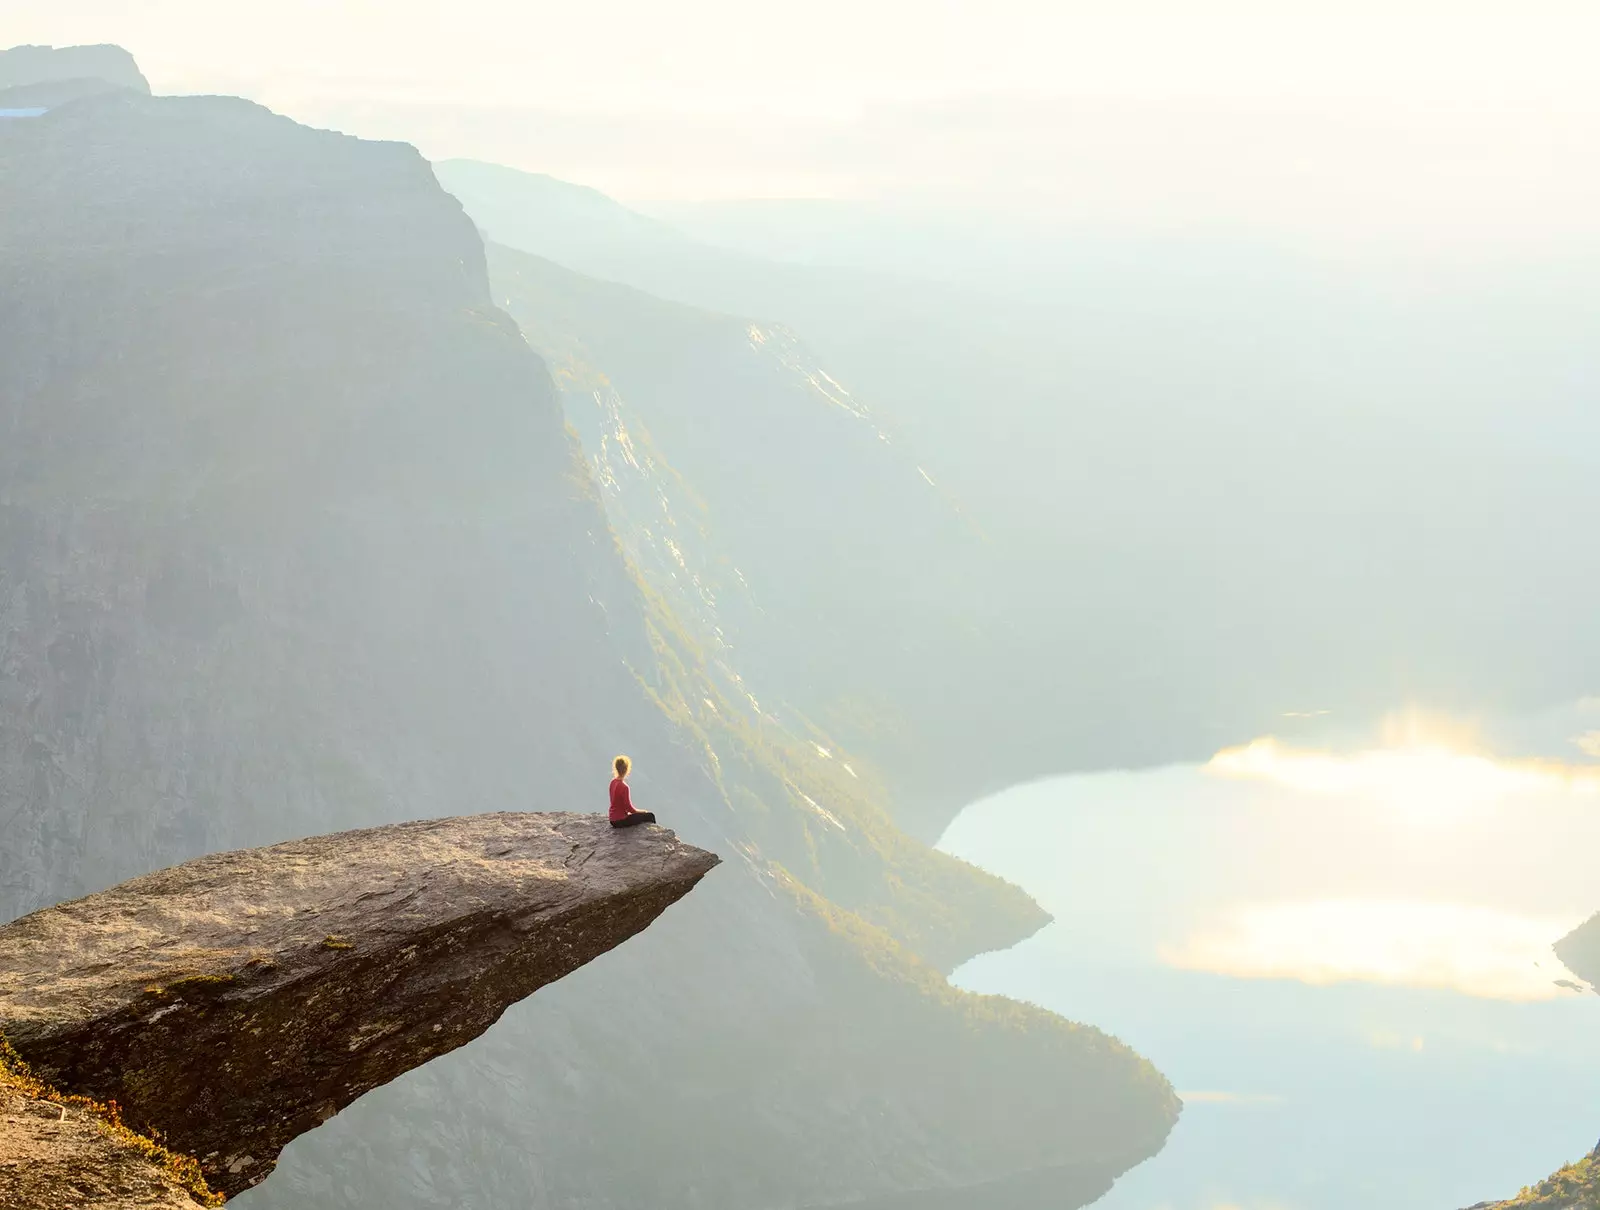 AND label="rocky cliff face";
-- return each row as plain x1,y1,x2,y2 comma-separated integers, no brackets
0,813,717,1200
1,78,1176,1208
1,87,638,915
483,244,988,787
